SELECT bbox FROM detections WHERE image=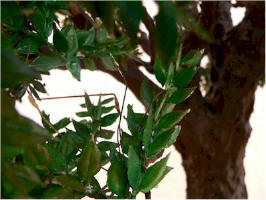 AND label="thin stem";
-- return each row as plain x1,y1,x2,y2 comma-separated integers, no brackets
39,93,116,101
